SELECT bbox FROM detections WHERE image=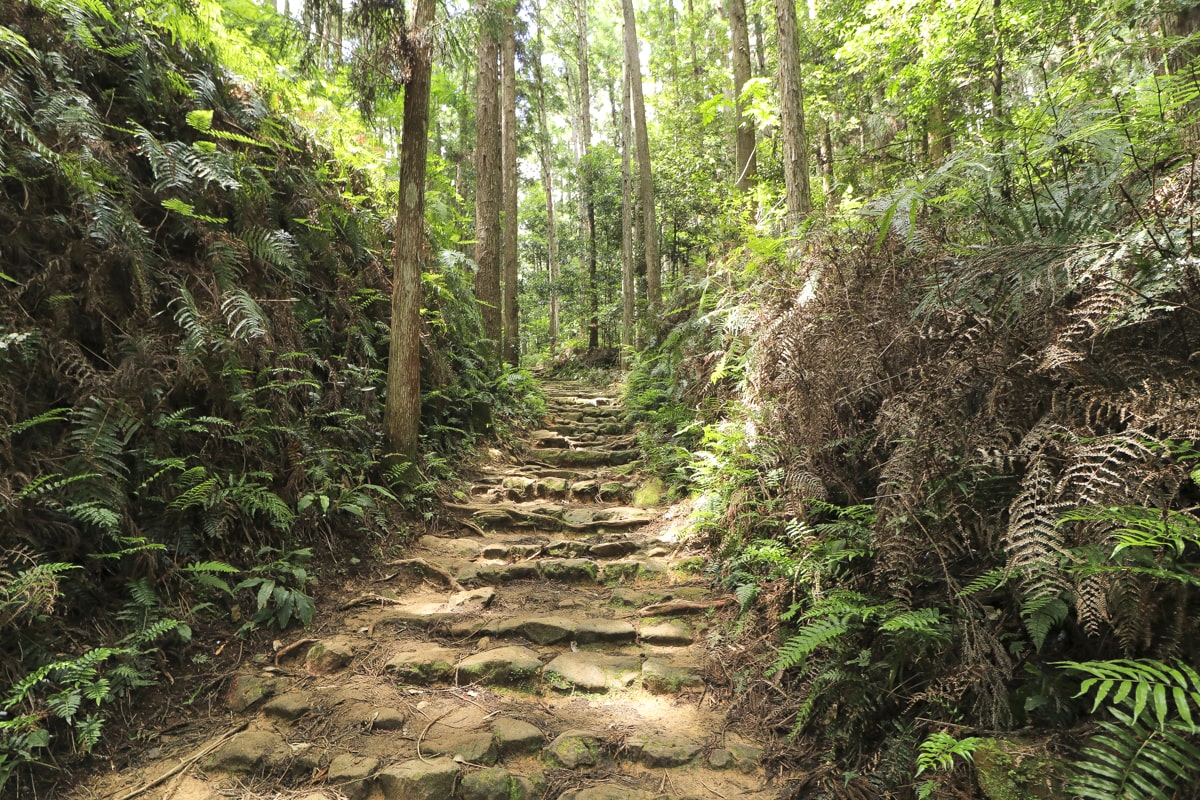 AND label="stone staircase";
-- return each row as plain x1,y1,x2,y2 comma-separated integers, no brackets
90,381,781,800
